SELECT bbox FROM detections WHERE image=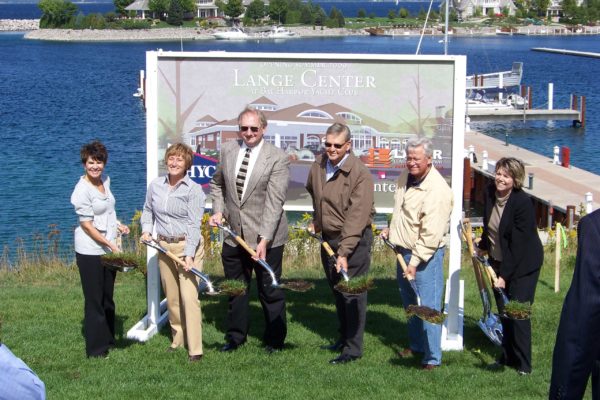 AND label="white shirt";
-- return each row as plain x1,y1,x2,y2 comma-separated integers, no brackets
71,176,118,255
234,139,265,199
